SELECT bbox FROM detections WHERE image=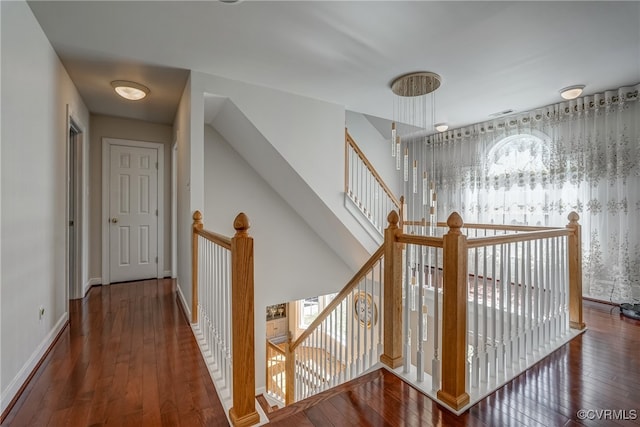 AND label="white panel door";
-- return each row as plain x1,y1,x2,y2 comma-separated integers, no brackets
109,144,158,282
